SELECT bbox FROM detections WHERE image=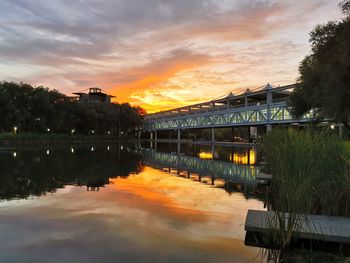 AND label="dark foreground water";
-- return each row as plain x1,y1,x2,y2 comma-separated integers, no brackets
0,142,345,262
